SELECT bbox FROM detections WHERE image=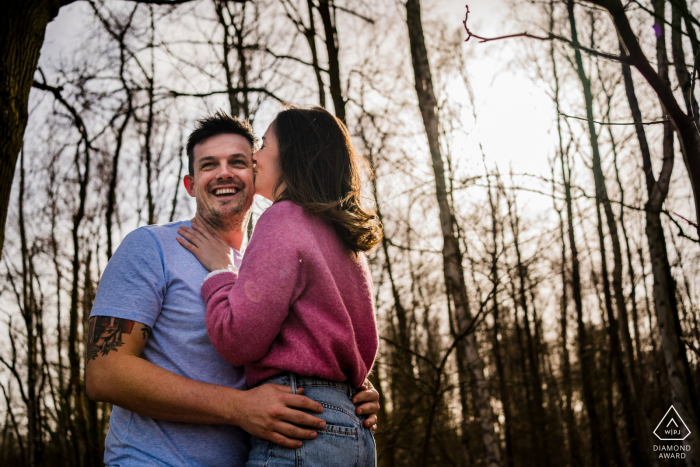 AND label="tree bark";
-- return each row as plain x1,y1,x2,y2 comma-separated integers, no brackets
18,151,41,467
0,0,74,259
317,0,345,122
670,0,699,127
143,7,156,226
305,0,326,108
404,1,501,465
